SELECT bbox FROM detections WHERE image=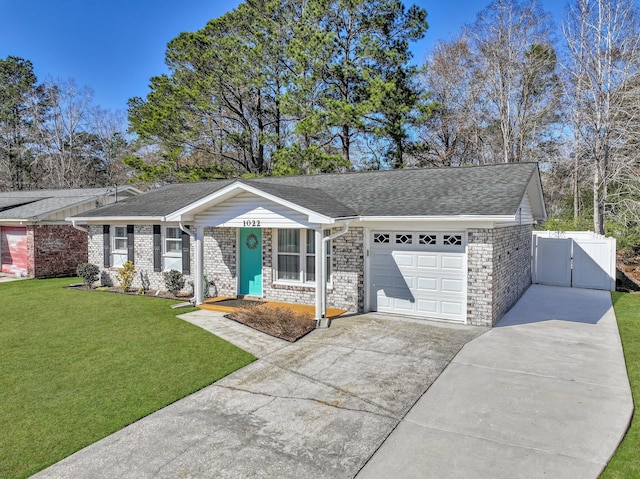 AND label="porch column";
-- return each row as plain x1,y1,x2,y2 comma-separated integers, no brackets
194,226,204,305
314,228,323,321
